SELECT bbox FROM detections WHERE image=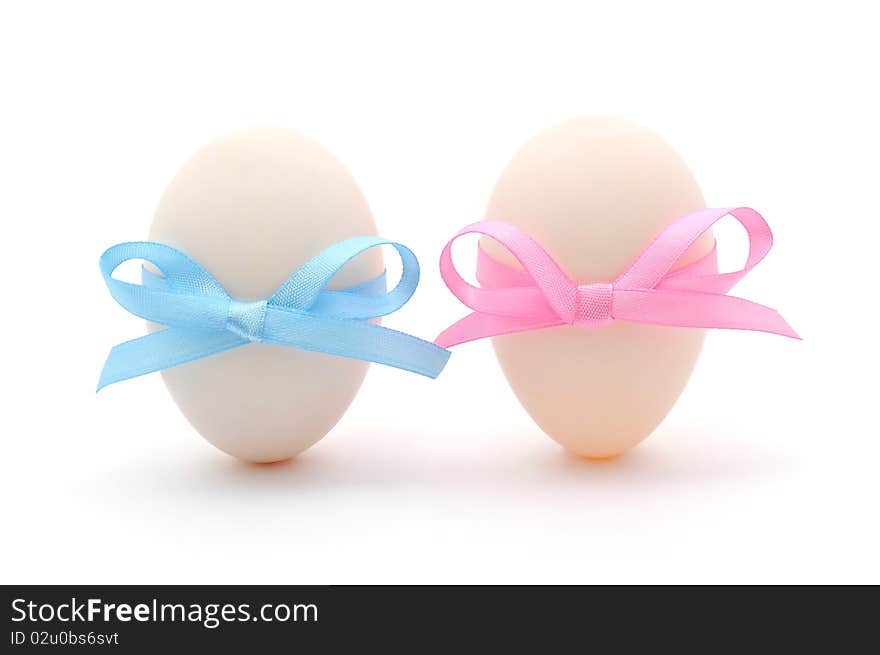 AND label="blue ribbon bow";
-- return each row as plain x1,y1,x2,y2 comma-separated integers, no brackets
98,237,451,390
